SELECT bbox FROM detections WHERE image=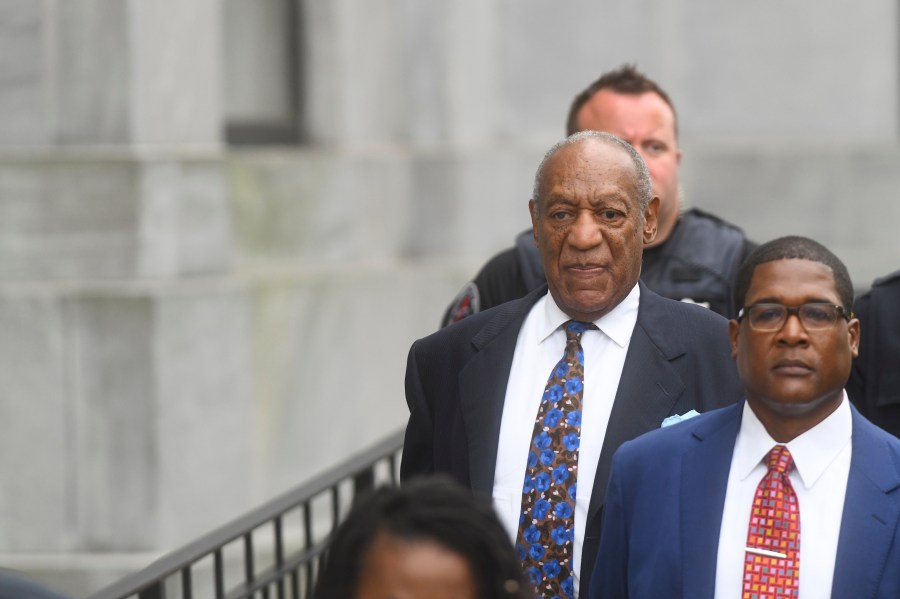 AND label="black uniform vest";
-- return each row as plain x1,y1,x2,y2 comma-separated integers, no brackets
848,270,900,437
638,209,747,318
